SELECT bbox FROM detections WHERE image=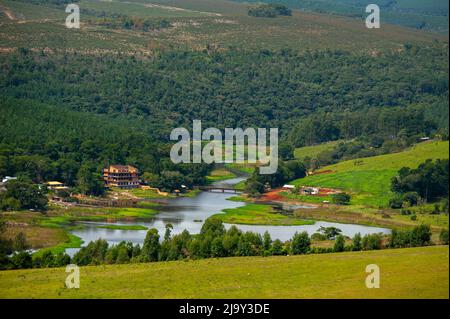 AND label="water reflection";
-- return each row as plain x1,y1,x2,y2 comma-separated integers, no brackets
67,177,390,255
